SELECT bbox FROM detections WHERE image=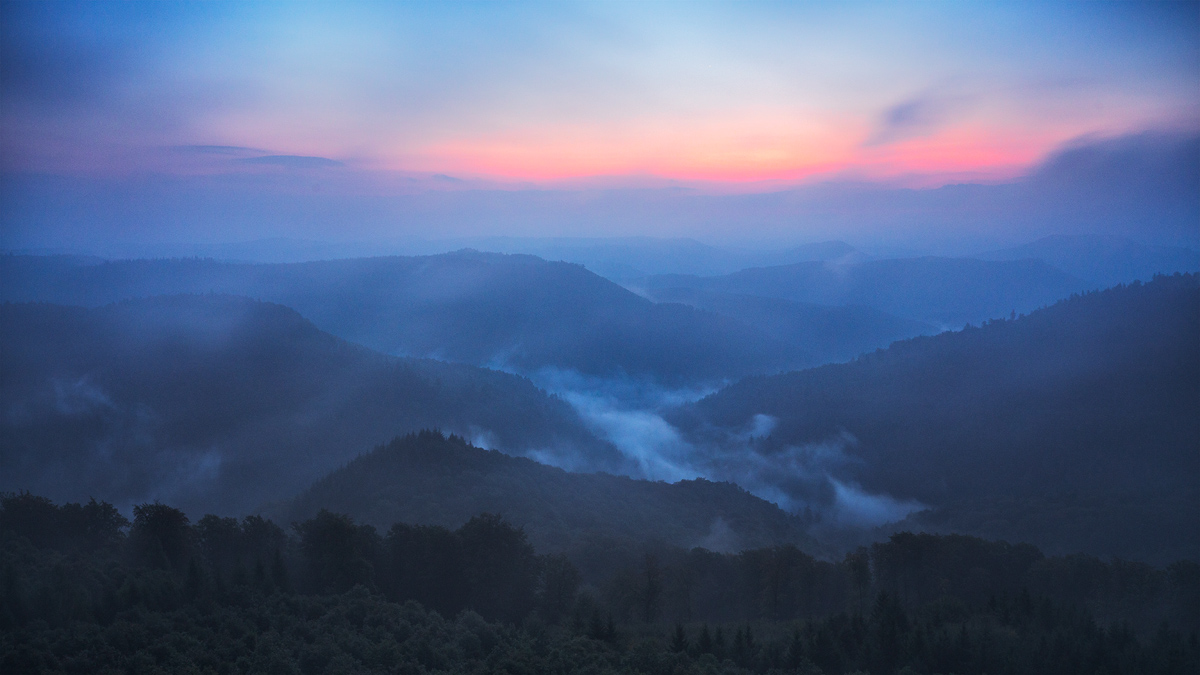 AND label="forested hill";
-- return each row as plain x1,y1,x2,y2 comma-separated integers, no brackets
282,431,816,576
0,252,810,383
633,256,1087,327
669,274,1200,564
0,295,618,515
